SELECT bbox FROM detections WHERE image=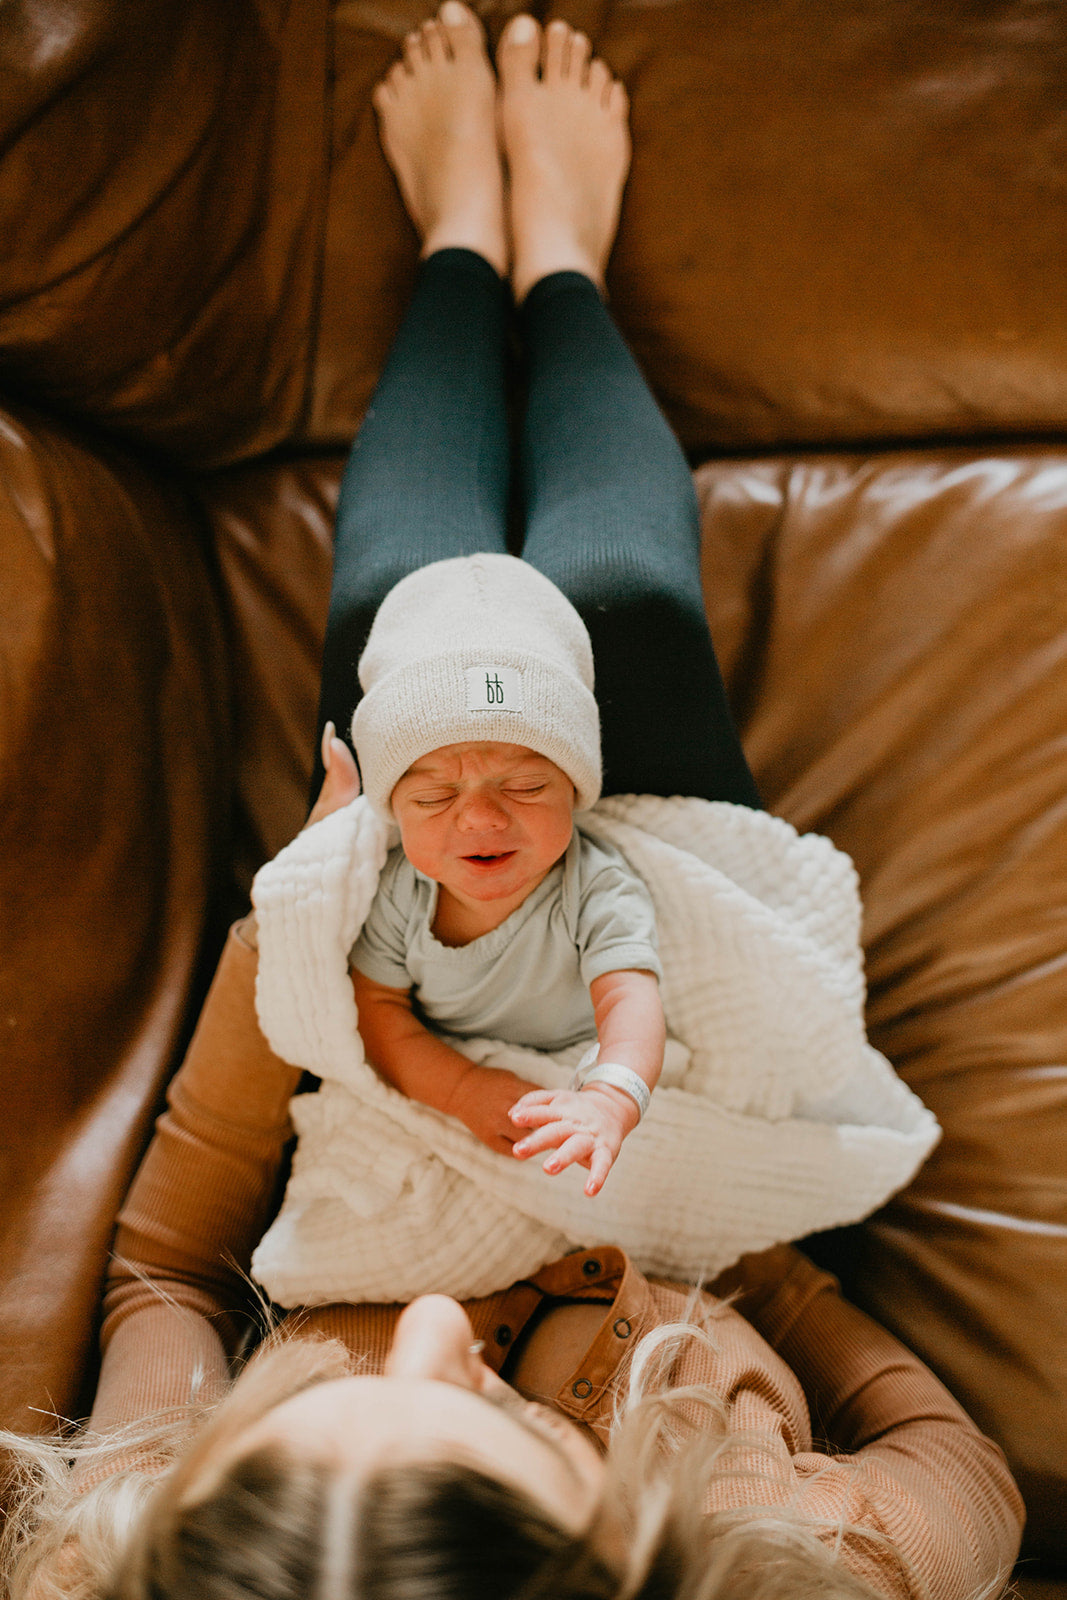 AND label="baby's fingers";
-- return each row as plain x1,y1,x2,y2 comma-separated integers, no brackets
542,1132,595,1176
510,1092,566,1125
511,1121,571,1159
584,1145,614,1197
